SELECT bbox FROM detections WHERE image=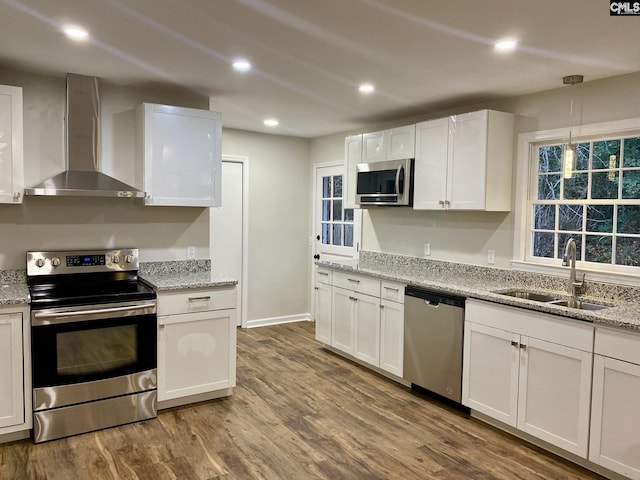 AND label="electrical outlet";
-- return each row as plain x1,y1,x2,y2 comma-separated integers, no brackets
187,246,196,260
487,249,495,265
424,242,431,256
